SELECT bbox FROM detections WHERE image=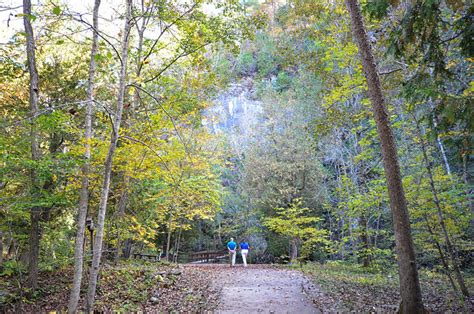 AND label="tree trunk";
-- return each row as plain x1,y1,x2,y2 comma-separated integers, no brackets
114,175,129,263
434,128,451,175
0,231,3,270
290,238,298,262
360,215,370,267
165,214,173,261
113,4,148,261
113,1,149,262
68,0,101,312
462,138,474,235
86,0,132,310
343,0,424,312
174,227,182,263
422,215,458,295
23,0,41,292
122,238,133,259
414,119,470,298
